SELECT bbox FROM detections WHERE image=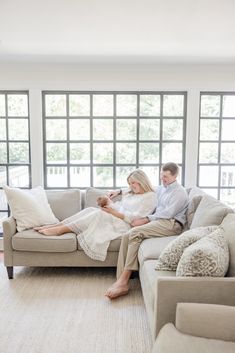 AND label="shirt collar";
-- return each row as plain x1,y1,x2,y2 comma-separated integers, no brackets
163,180,178,190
